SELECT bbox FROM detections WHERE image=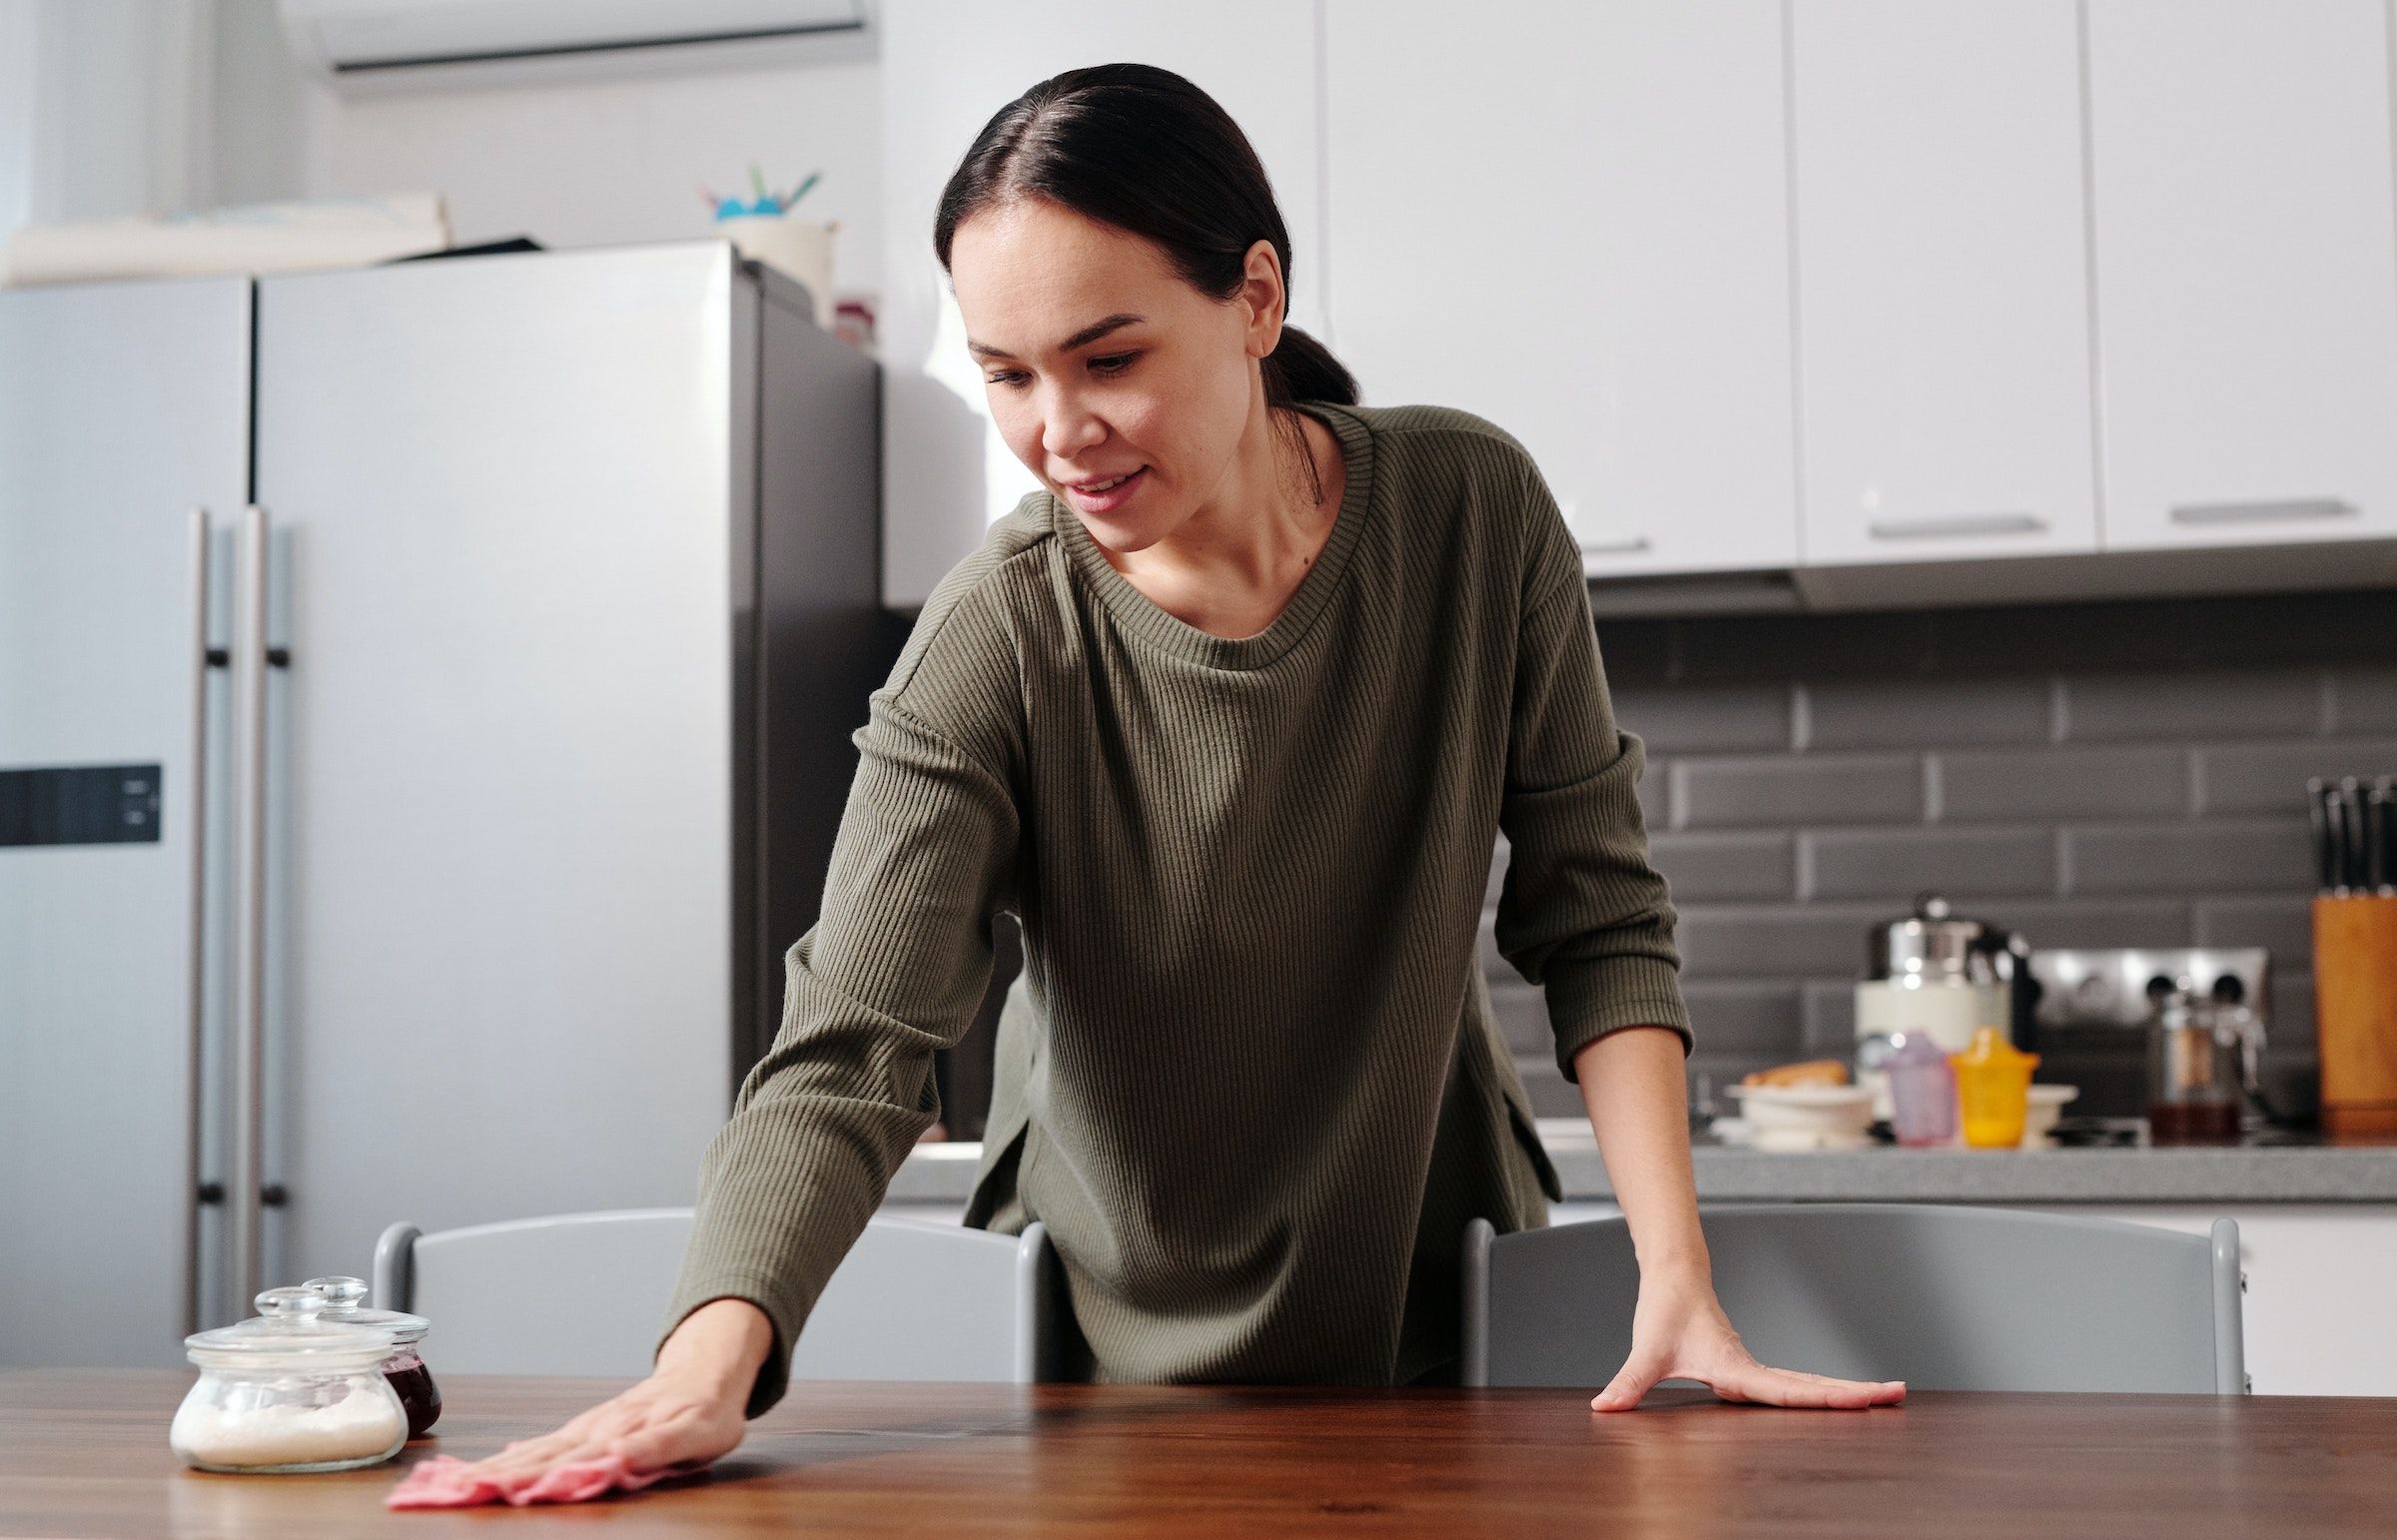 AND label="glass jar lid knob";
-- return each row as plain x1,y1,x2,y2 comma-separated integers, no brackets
254,1284,329,1320
304,1275,372,1309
